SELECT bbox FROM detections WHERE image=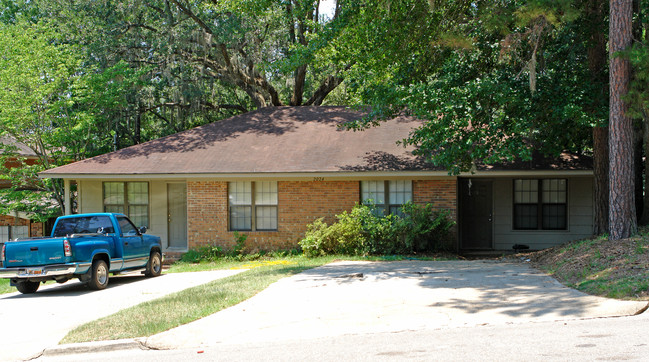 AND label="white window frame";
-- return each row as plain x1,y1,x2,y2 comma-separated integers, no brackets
103,181,150,228
228,181,278,231
361,180,412,215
